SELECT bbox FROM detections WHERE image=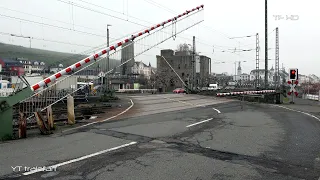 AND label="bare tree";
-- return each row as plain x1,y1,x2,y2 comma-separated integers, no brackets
155,68,170,92
136,74,147,85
